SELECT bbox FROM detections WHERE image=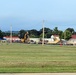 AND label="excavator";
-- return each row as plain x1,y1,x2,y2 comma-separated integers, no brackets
21,32,30,43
